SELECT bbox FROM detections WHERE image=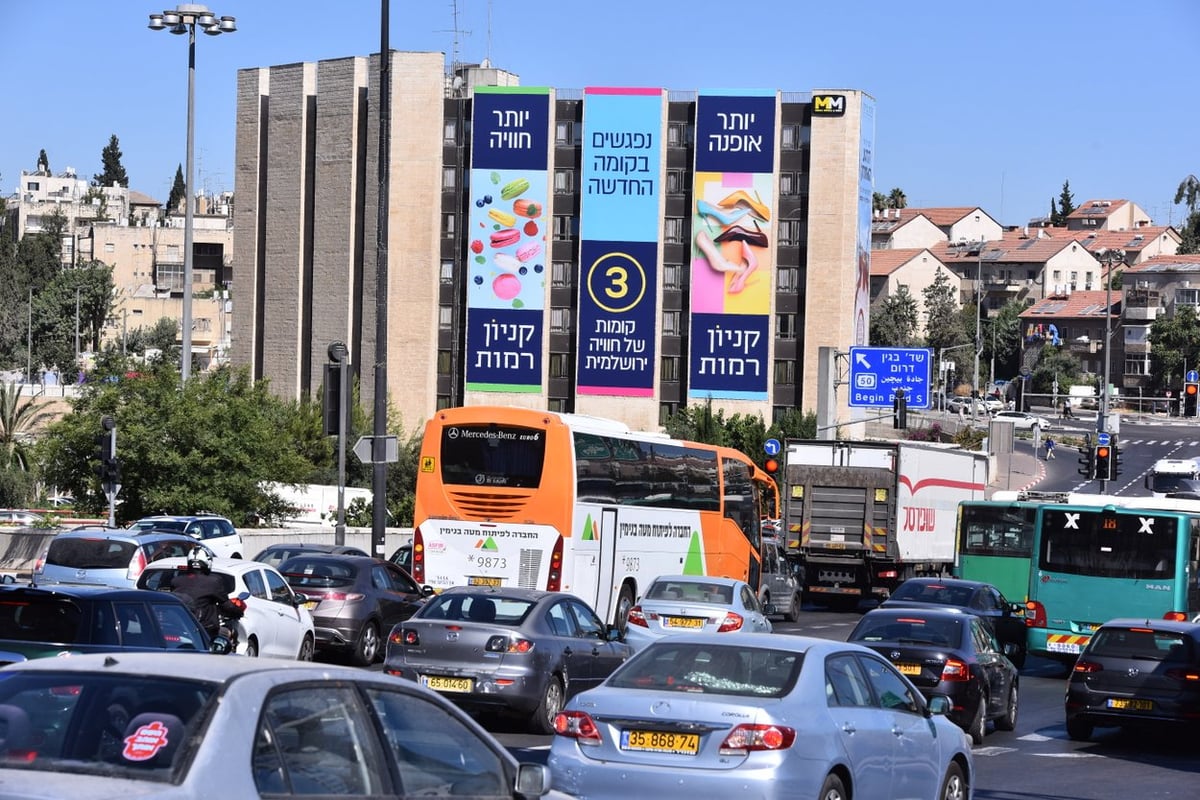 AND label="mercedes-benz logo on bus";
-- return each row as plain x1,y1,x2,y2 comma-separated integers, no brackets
448,428,459,439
